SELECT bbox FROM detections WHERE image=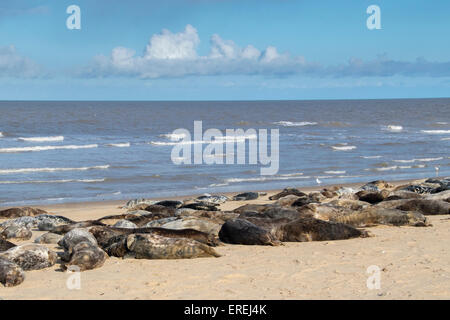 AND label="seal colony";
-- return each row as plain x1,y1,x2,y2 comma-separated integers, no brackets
0,177,449,288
